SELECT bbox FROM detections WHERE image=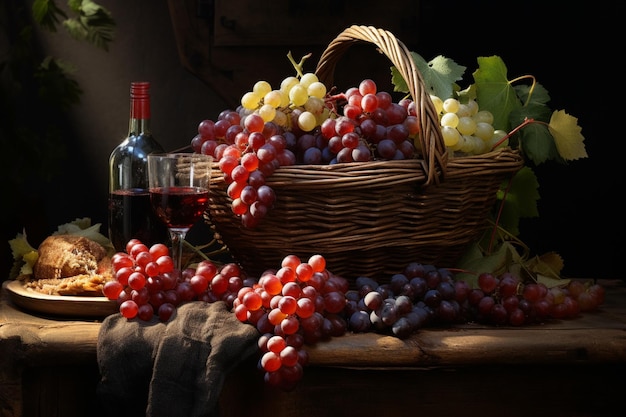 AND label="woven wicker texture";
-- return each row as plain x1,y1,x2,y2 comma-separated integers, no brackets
206,25,524,284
